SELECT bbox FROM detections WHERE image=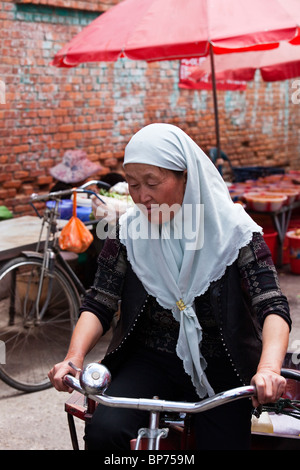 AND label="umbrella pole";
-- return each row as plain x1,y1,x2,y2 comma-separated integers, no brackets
209,42,221,160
